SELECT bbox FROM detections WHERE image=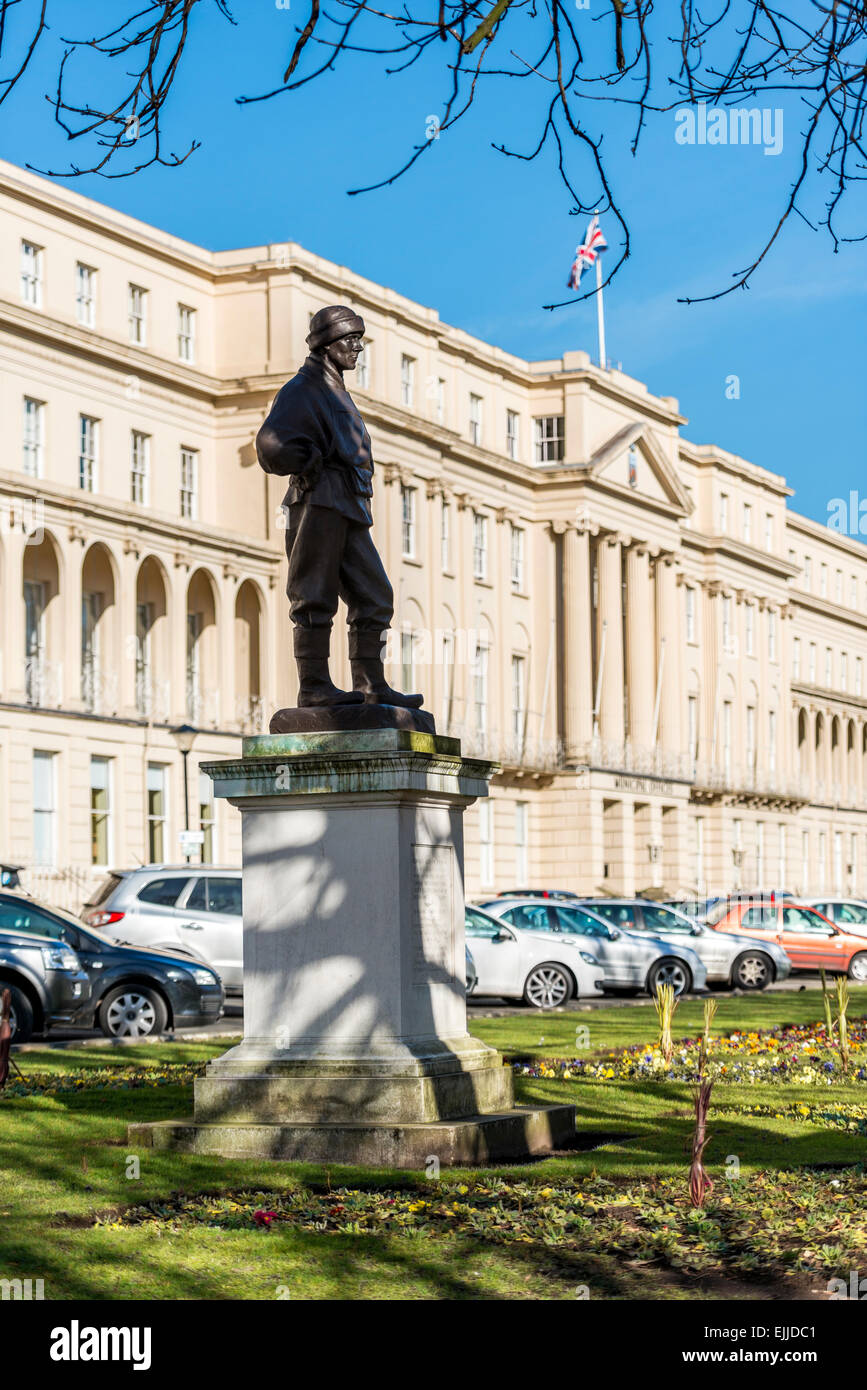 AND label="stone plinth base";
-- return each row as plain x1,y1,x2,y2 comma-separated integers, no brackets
269,703,436,736
129,1104,576,1168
